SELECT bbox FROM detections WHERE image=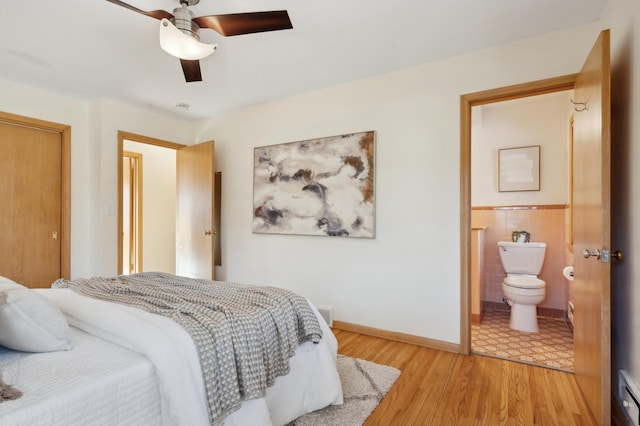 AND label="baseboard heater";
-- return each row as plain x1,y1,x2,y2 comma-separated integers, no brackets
619,370,640,425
